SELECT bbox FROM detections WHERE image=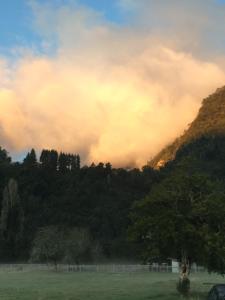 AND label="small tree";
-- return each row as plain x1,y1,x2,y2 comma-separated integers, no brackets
64,228,92,265
31,226,101,267
31,226,65,269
